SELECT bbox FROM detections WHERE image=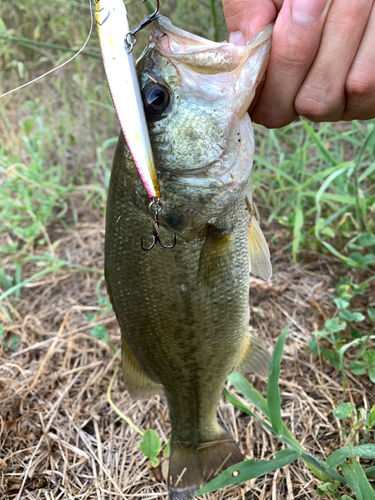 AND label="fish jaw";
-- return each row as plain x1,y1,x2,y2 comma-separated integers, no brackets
95,0,160,199
136,19,272,236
